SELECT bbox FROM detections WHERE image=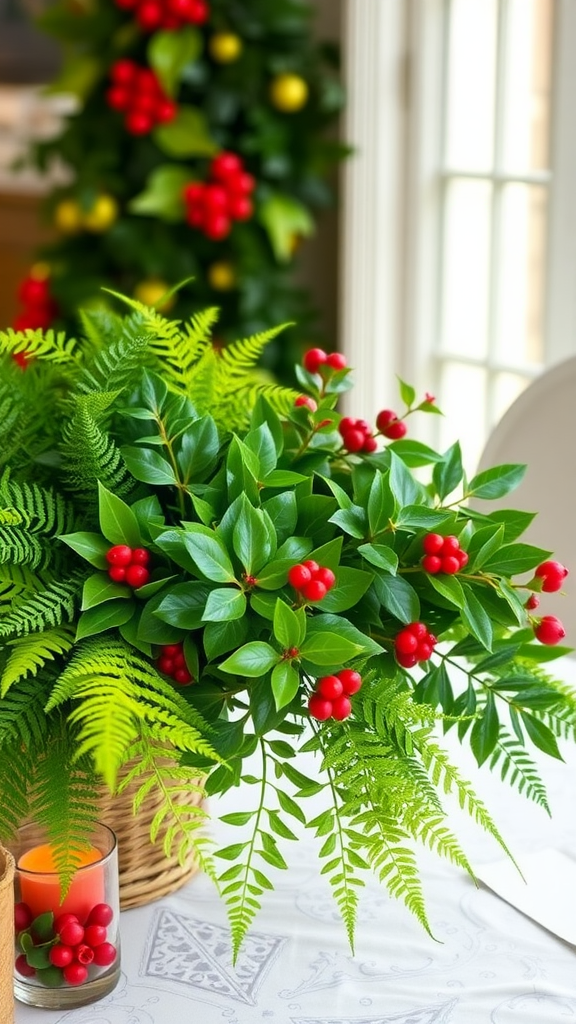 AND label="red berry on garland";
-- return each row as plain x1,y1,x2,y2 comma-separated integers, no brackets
337,669,362,695
317,675,343,700
325,352,347,370
314,567,336,591
534,615,566,645
59,921,84,947
14,902,33,932
294,395,318,412
92,942,117,967
124,564,150,588
302,579,327,602
288,563,312,590
130,548,150,566
63,962,89,986
84,924,107,947
106,545,133,567
302,348,327,374
15,955,35,977
49,944,74,967
86,903,114,928
331,695,352,720
108,566,127,583
308,693,333,721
